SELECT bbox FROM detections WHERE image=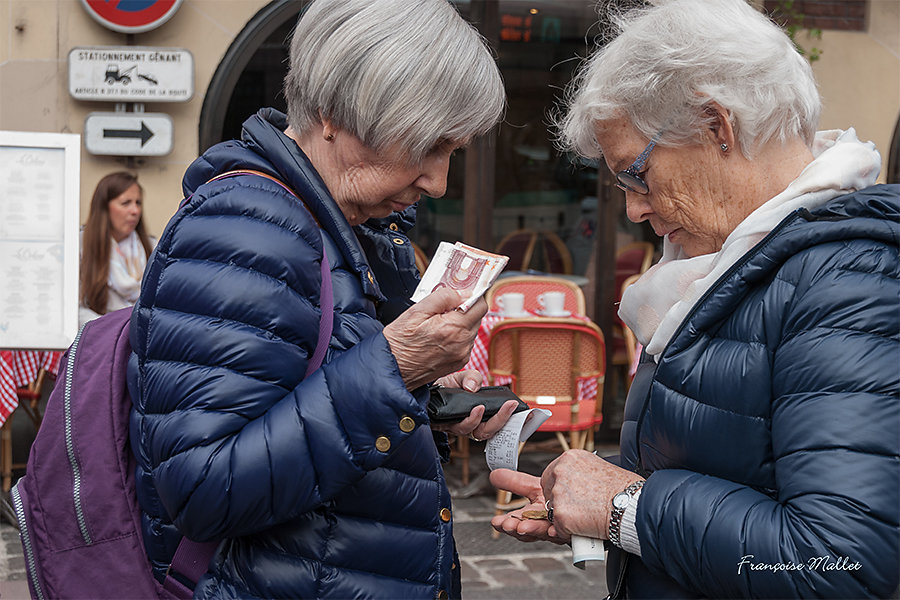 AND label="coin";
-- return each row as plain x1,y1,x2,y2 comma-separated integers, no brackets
521,509,549,520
